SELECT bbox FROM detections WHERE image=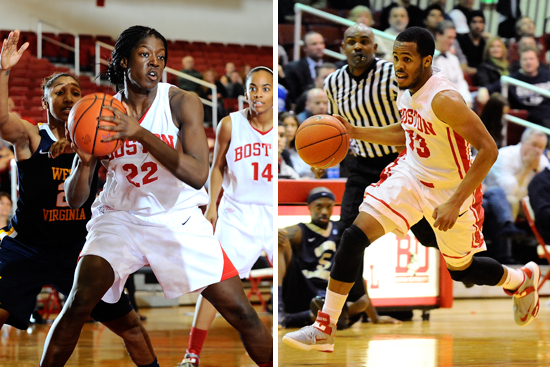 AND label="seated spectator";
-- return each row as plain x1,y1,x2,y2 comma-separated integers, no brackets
433,21,473,107
378,0,424,31
384,6,409,37
226,70,245,98
199,69,227,124
496,0,522,39
423,4,444,37
278,187,400,329
476,37,509,94
0,191,12,228
508,46,550,129
297,88,329,123
508,36,549,72
177,56,203,93
456,10,487,74
448,0,474,35
294,63,337,115
428,0,453,21
527,165,550,244
479,93,509,148
219,62,236,87
279,111,316,179
482,128,549,263
278,121,299,179
284,32,325,107
348,6,390,61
